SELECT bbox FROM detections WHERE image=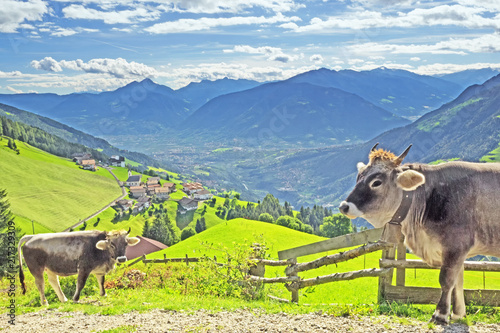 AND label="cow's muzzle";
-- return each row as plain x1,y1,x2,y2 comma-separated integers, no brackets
117,256,127,263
